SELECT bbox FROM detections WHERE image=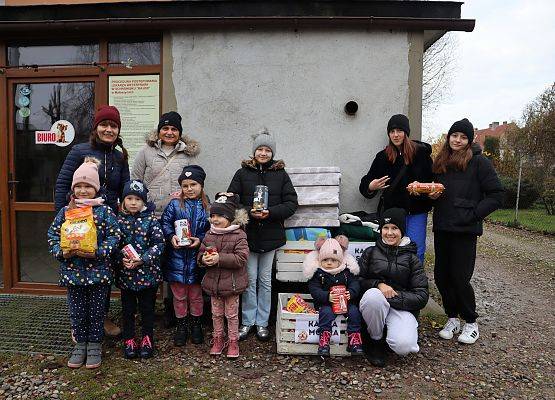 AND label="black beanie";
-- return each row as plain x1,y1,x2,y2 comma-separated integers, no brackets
448,118,474,143
122,179,148,203
380,208,407,237
178,165,206,186
387,114,410,136
158,111,183,136
210,192,240,221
